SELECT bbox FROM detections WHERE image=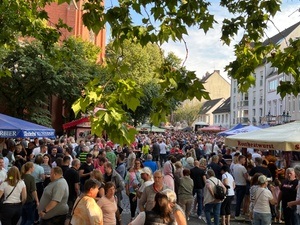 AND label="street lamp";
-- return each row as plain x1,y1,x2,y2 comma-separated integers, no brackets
283,111,291,123
266,111,271,124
